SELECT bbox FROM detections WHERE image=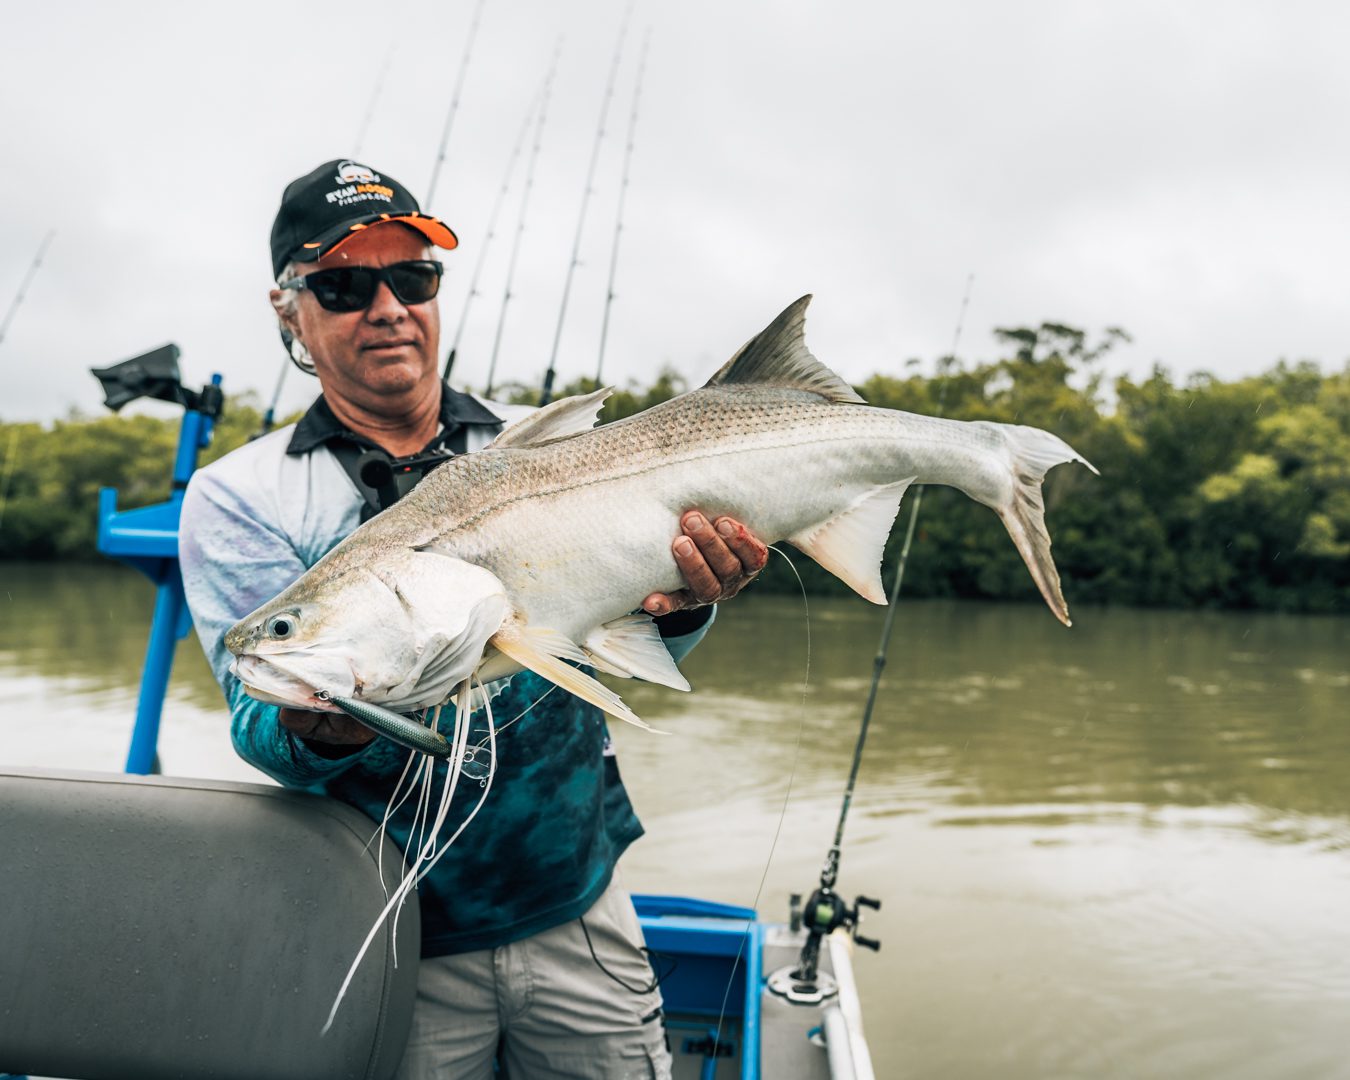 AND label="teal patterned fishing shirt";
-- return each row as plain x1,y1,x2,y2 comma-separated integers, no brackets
180,389,711,956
